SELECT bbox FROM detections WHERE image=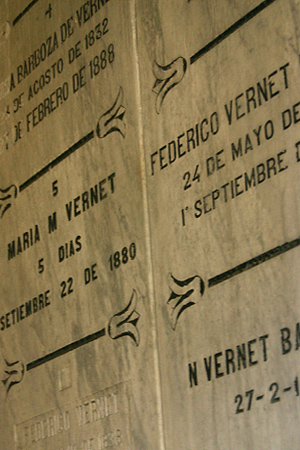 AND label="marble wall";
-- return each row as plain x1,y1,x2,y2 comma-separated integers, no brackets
1,1,300,449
